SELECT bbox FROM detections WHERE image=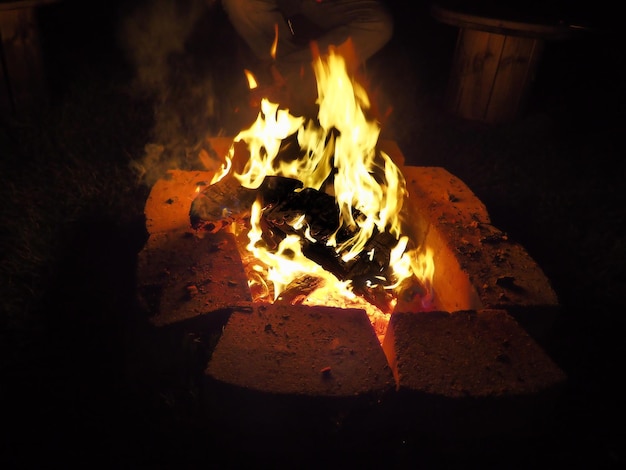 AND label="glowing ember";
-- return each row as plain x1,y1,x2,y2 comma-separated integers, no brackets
207,48,434,340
